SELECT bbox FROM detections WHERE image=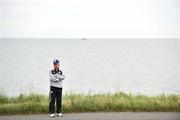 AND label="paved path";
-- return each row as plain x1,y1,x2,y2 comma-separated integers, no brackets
0,112,179,120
